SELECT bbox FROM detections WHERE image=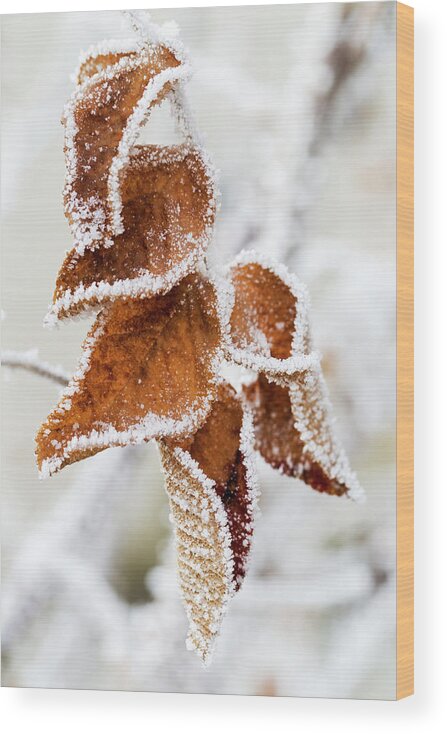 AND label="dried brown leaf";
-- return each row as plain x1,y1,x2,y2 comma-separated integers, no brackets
64,44,185,250
244,373,362,500
227,251,315,375
36,274,224,477
77,50,136,85
159,382,258,660
50,145,215,322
